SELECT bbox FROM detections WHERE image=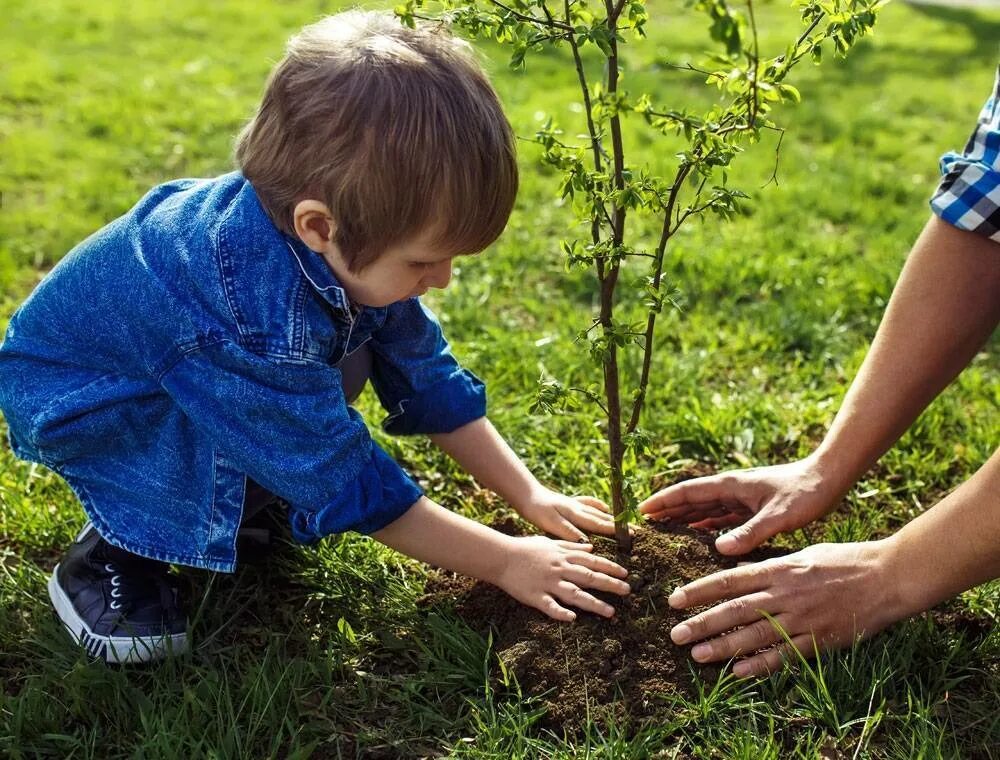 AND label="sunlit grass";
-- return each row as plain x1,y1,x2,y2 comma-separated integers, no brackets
1,0,998,756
